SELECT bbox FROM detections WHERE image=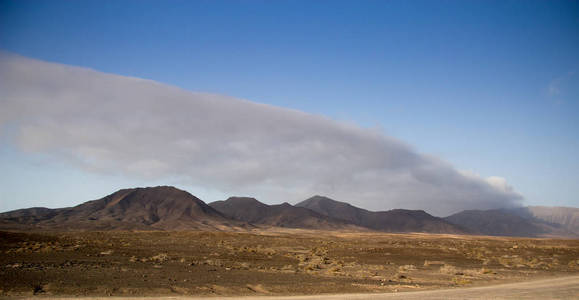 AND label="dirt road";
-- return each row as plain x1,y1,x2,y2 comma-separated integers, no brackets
272,275,579,299
23,275,579,299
